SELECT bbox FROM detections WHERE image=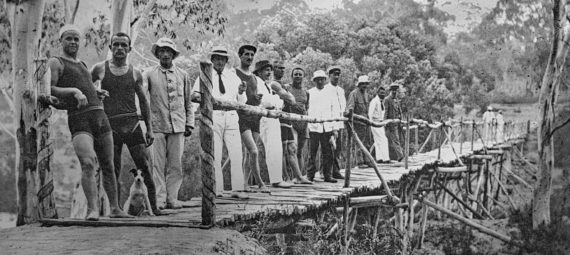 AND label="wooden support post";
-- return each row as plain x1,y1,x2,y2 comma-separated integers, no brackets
419,198,514,244
459,117,463,154
347,122,398,202
418,129,433,153
489,169,517,210
437,126,442,160
405,115,410,170
443,128,464,166
199,62,215,226
344,109,354,188
414,126,419,155
436,181,483,219
342,194,350,255
417,203,429,249
36,59,57,220
471,121,475,151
